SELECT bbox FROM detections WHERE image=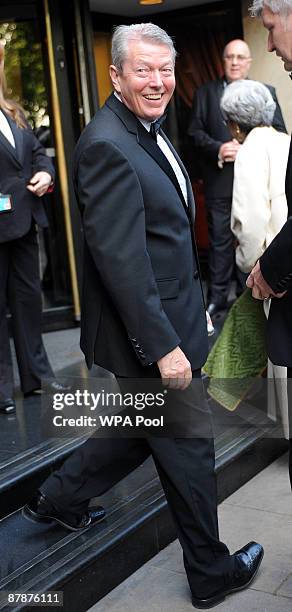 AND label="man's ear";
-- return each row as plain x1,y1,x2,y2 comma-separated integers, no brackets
109,65,121,92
